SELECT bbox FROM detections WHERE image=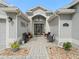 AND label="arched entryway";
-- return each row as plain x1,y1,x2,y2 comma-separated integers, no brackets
32,15,46,35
